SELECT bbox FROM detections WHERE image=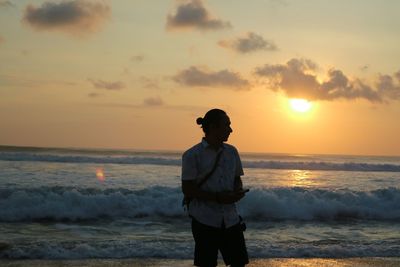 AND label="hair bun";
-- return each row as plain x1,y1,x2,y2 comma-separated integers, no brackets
196,117,203,125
